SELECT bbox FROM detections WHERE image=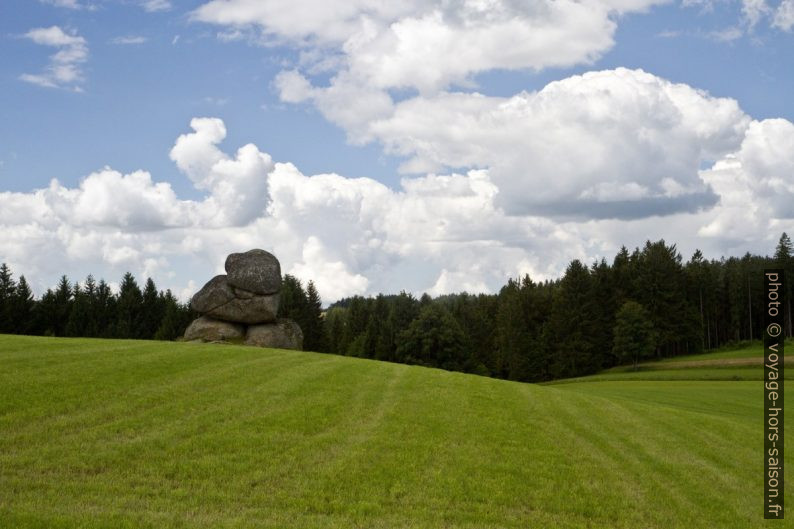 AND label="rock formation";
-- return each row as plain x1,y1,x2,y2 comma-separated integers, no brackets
184,249,303,350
